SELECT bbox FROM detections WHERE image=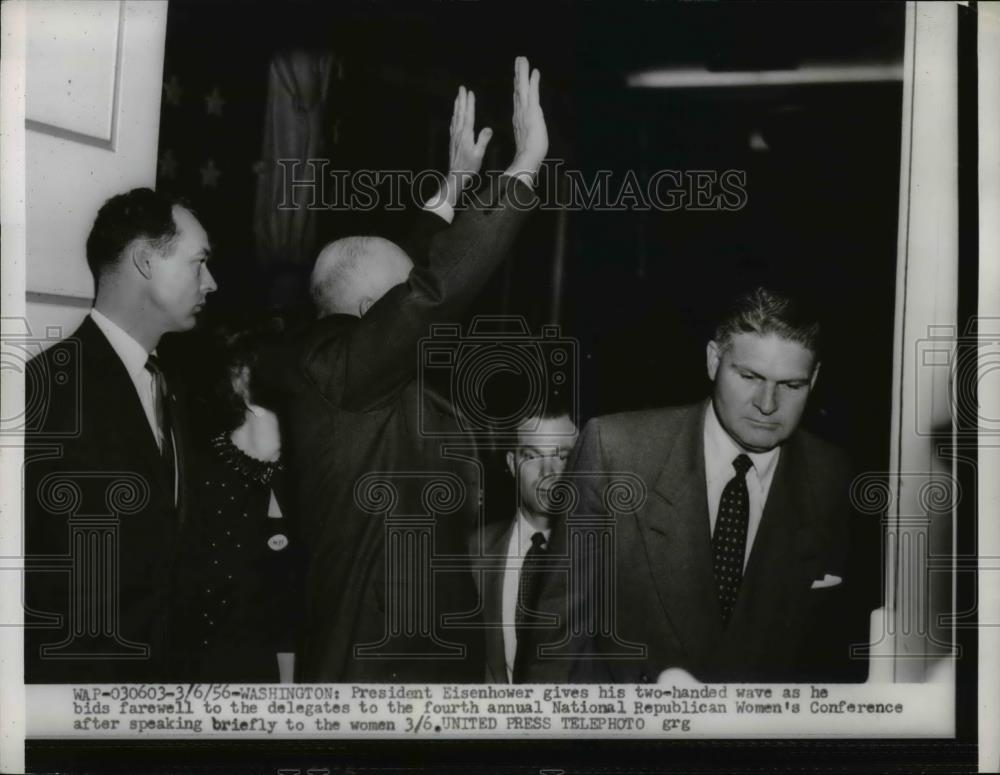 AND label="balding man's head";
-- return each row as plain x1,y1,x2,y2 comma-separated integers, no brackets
310,236,414,317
